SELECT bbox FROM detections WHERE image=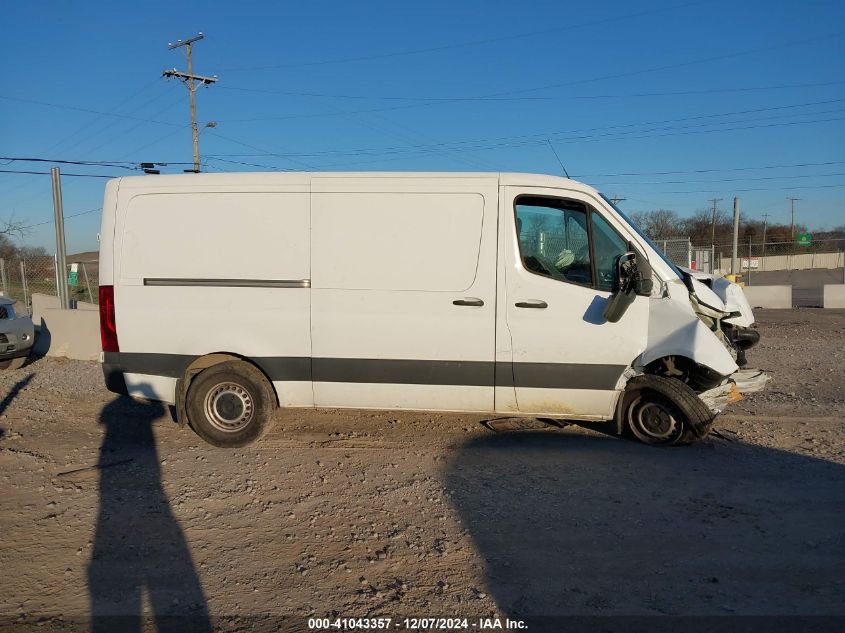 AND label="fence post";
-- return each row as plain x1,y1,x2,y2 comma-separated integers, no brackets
687,237,692,268
0,258,6,297
20,260,29,308
747,236,752,286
